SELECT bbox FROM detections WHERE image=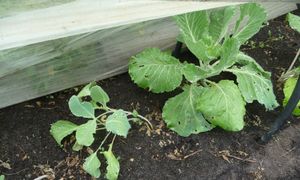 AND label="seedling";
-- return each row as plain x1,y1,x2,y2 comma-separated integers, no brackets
50,82,151,179
129,3,278,136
